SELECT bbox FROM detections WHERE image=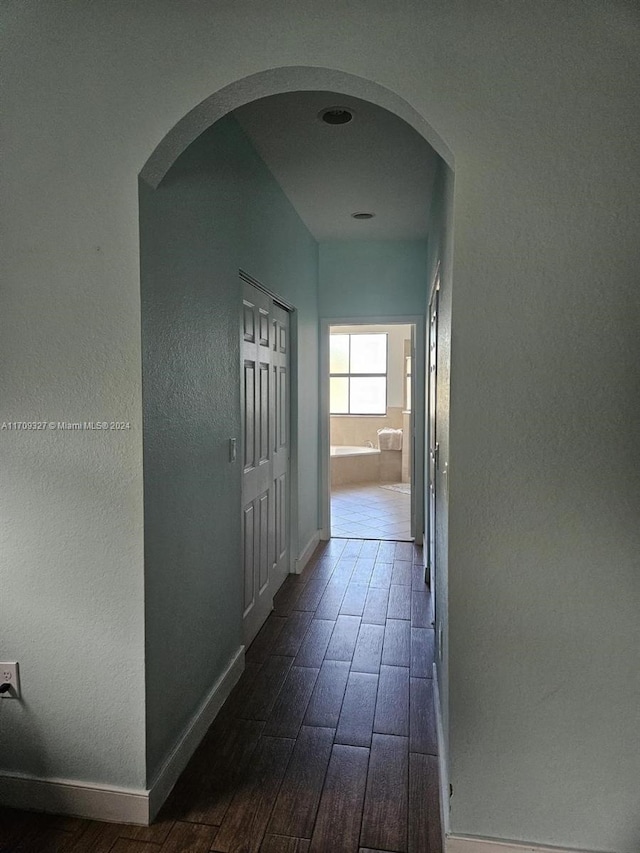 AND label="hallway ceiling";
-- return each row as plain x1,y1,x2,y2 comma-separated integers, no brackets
234,92,439,241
